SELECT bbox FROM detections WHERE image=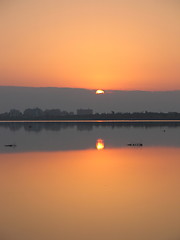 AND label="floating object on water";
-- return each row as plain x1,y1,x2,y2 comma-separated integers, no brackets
4,144,16,148
127,143,143,147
